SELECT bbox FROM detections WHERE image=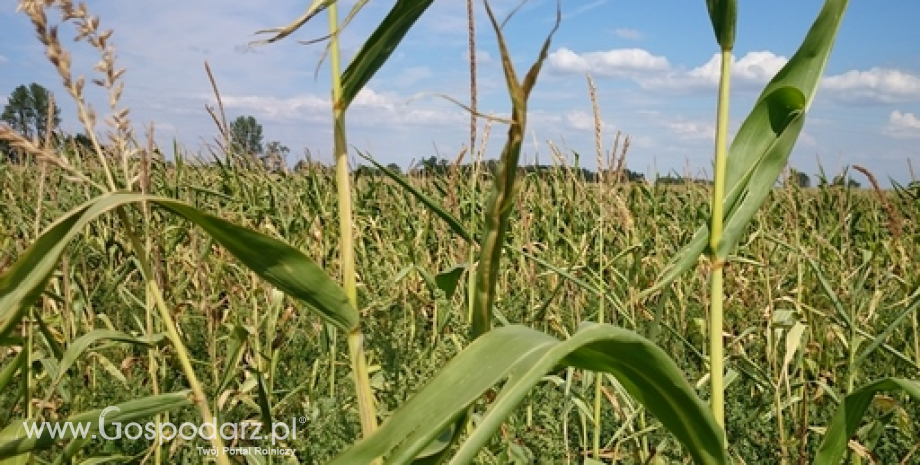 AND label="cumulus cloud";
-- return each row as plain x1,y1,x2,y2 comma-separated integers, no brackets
666,120,715,141
822,68,920,104
886,110,920,138
644,51,787,91
565,110,604,131
219,94,329,121
550,46,920,106
463,49,492,65
548,47,669,77
614,28,642,40
548,48,787,92
212,87,466,130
